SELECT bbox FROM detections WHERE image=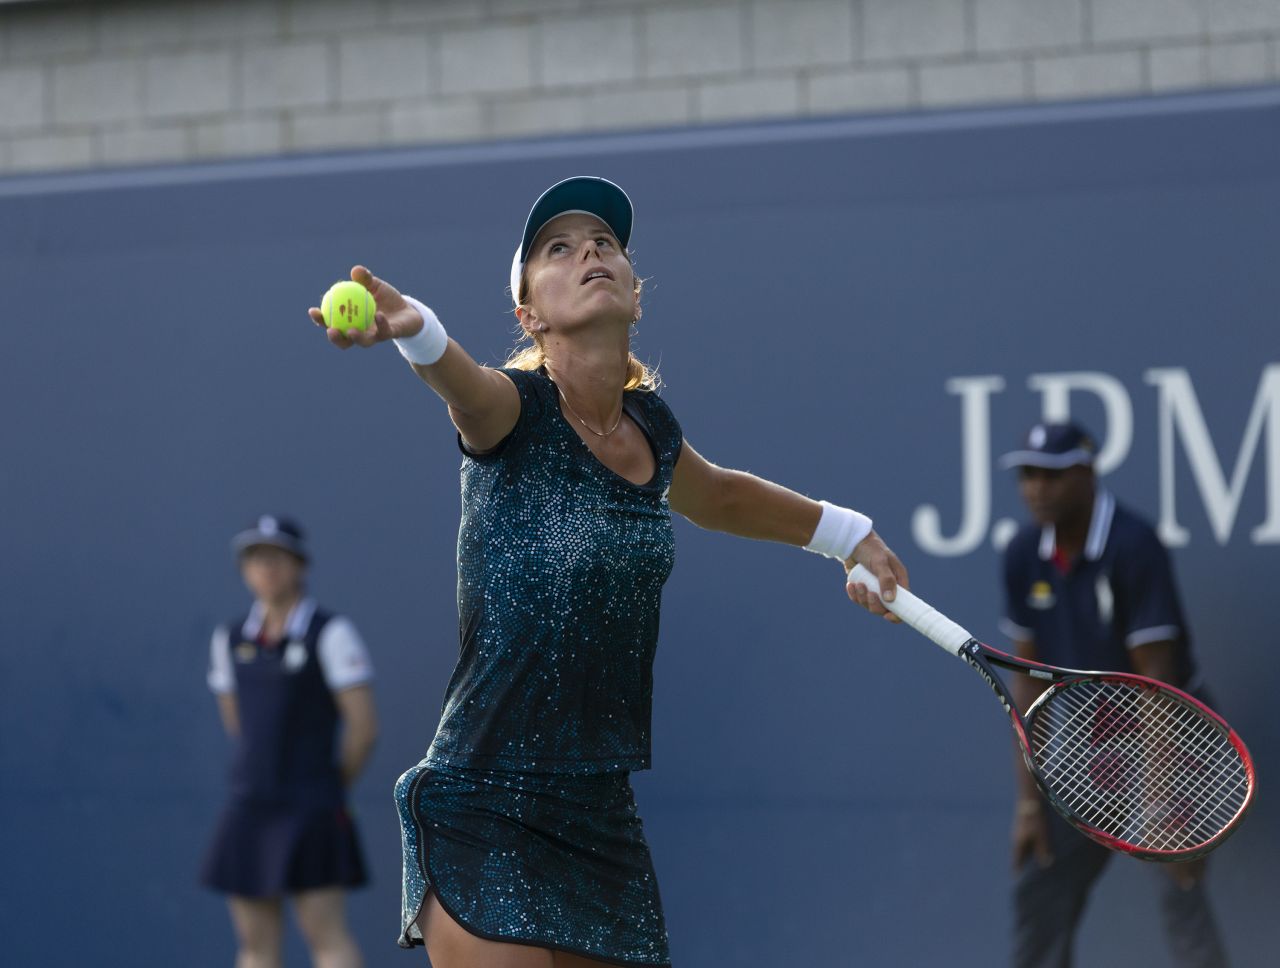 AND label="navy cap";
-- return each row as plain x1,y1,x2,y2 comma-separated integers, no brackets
232,514,309,562
999,422,1098,470
510,176,633,304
